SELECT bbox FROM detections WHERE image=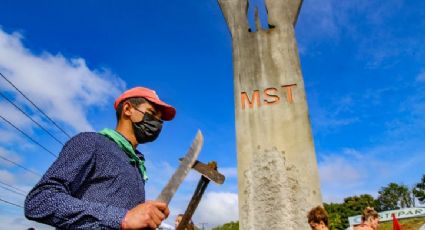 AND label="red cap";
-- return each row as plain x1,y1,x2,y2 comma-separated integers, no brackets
114,87,176,121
